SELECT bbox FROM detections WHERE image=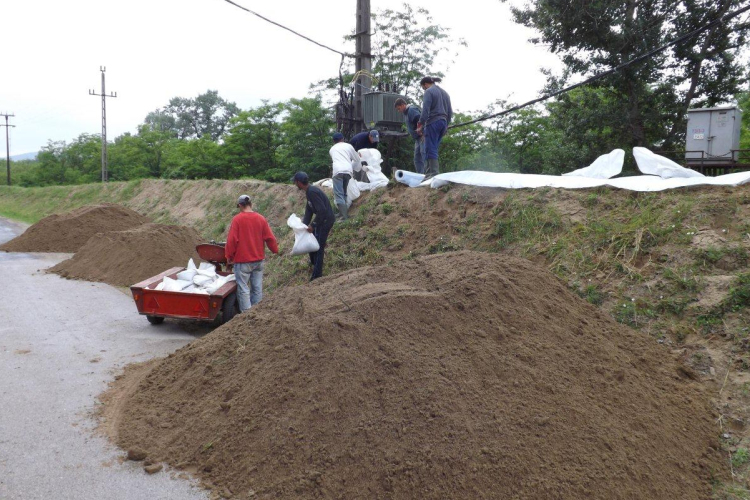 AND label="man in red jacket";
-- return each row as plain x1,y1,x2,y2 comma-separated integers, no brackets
225,195,279,313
